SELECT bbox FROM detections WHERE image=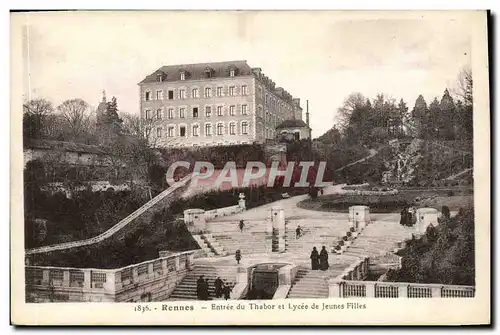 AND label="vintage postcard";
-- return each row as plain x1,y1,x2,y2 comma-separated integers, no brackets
10,10,490,326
